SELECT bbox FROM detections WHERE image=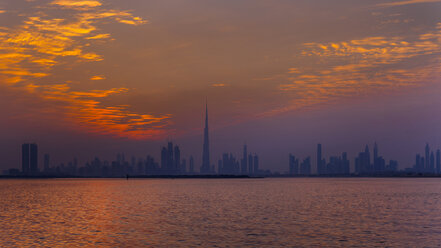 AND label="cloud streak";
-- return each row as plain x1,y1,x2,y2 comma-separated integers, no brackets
51,0,102,9
264,23,441,117
377,0,441,7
